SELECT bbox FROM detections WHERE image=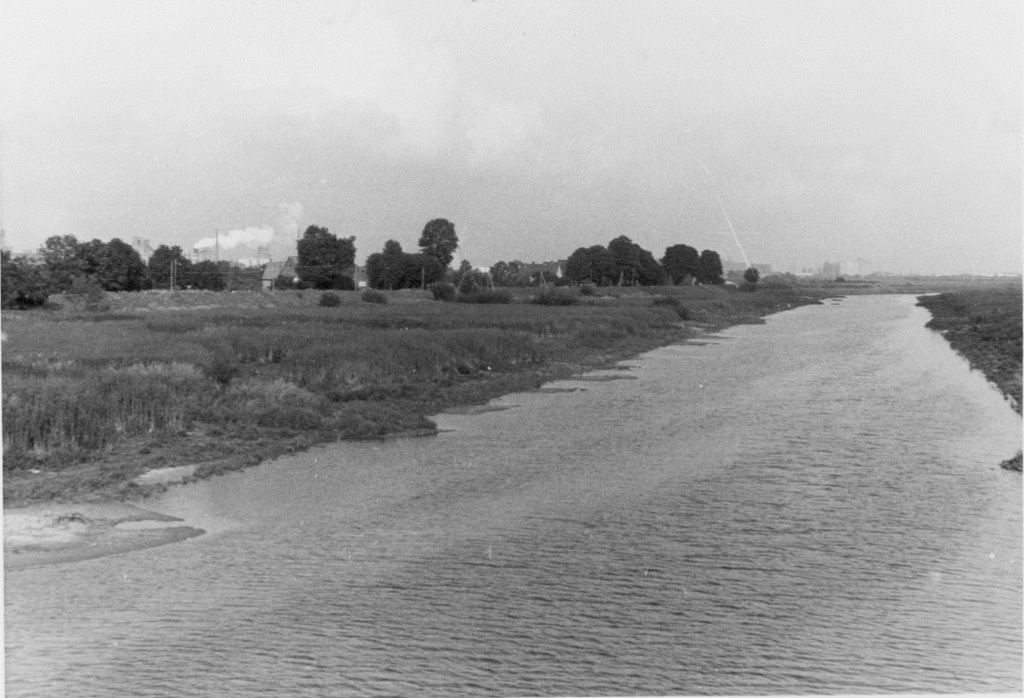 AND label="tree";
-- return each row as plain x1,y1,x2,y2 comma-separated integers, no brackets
95,238,149,291
403,253,445,287
565,247,594,285
41,235,86,292
296,225,356,290
743,267,760,284
148,245,191,289
1,251,49,308
418,218,458,267
608,235,638,285
380,239,404,290
489,260,511,286
188,260,227,291
695,249,724,284
661,244,700,285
